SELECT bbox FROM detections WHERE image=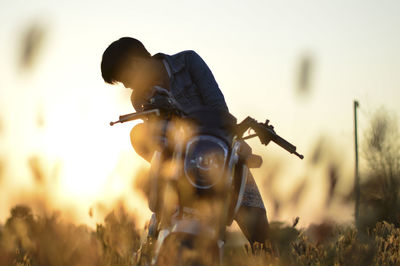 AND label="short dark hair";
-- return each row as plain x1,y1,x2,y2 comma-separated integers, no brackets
101,37,151,84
